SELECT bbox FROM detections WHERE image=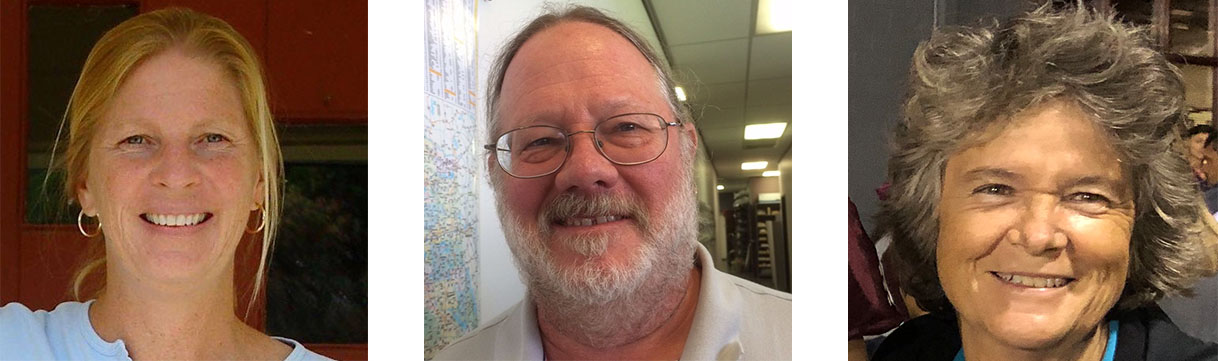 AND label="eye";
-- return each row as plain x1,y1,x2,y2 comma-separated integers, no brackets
527,137,555,148
1068,192,1111,204
972,184,1013,196
121,135,147,145
203,133,229,143
614,122,639,132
